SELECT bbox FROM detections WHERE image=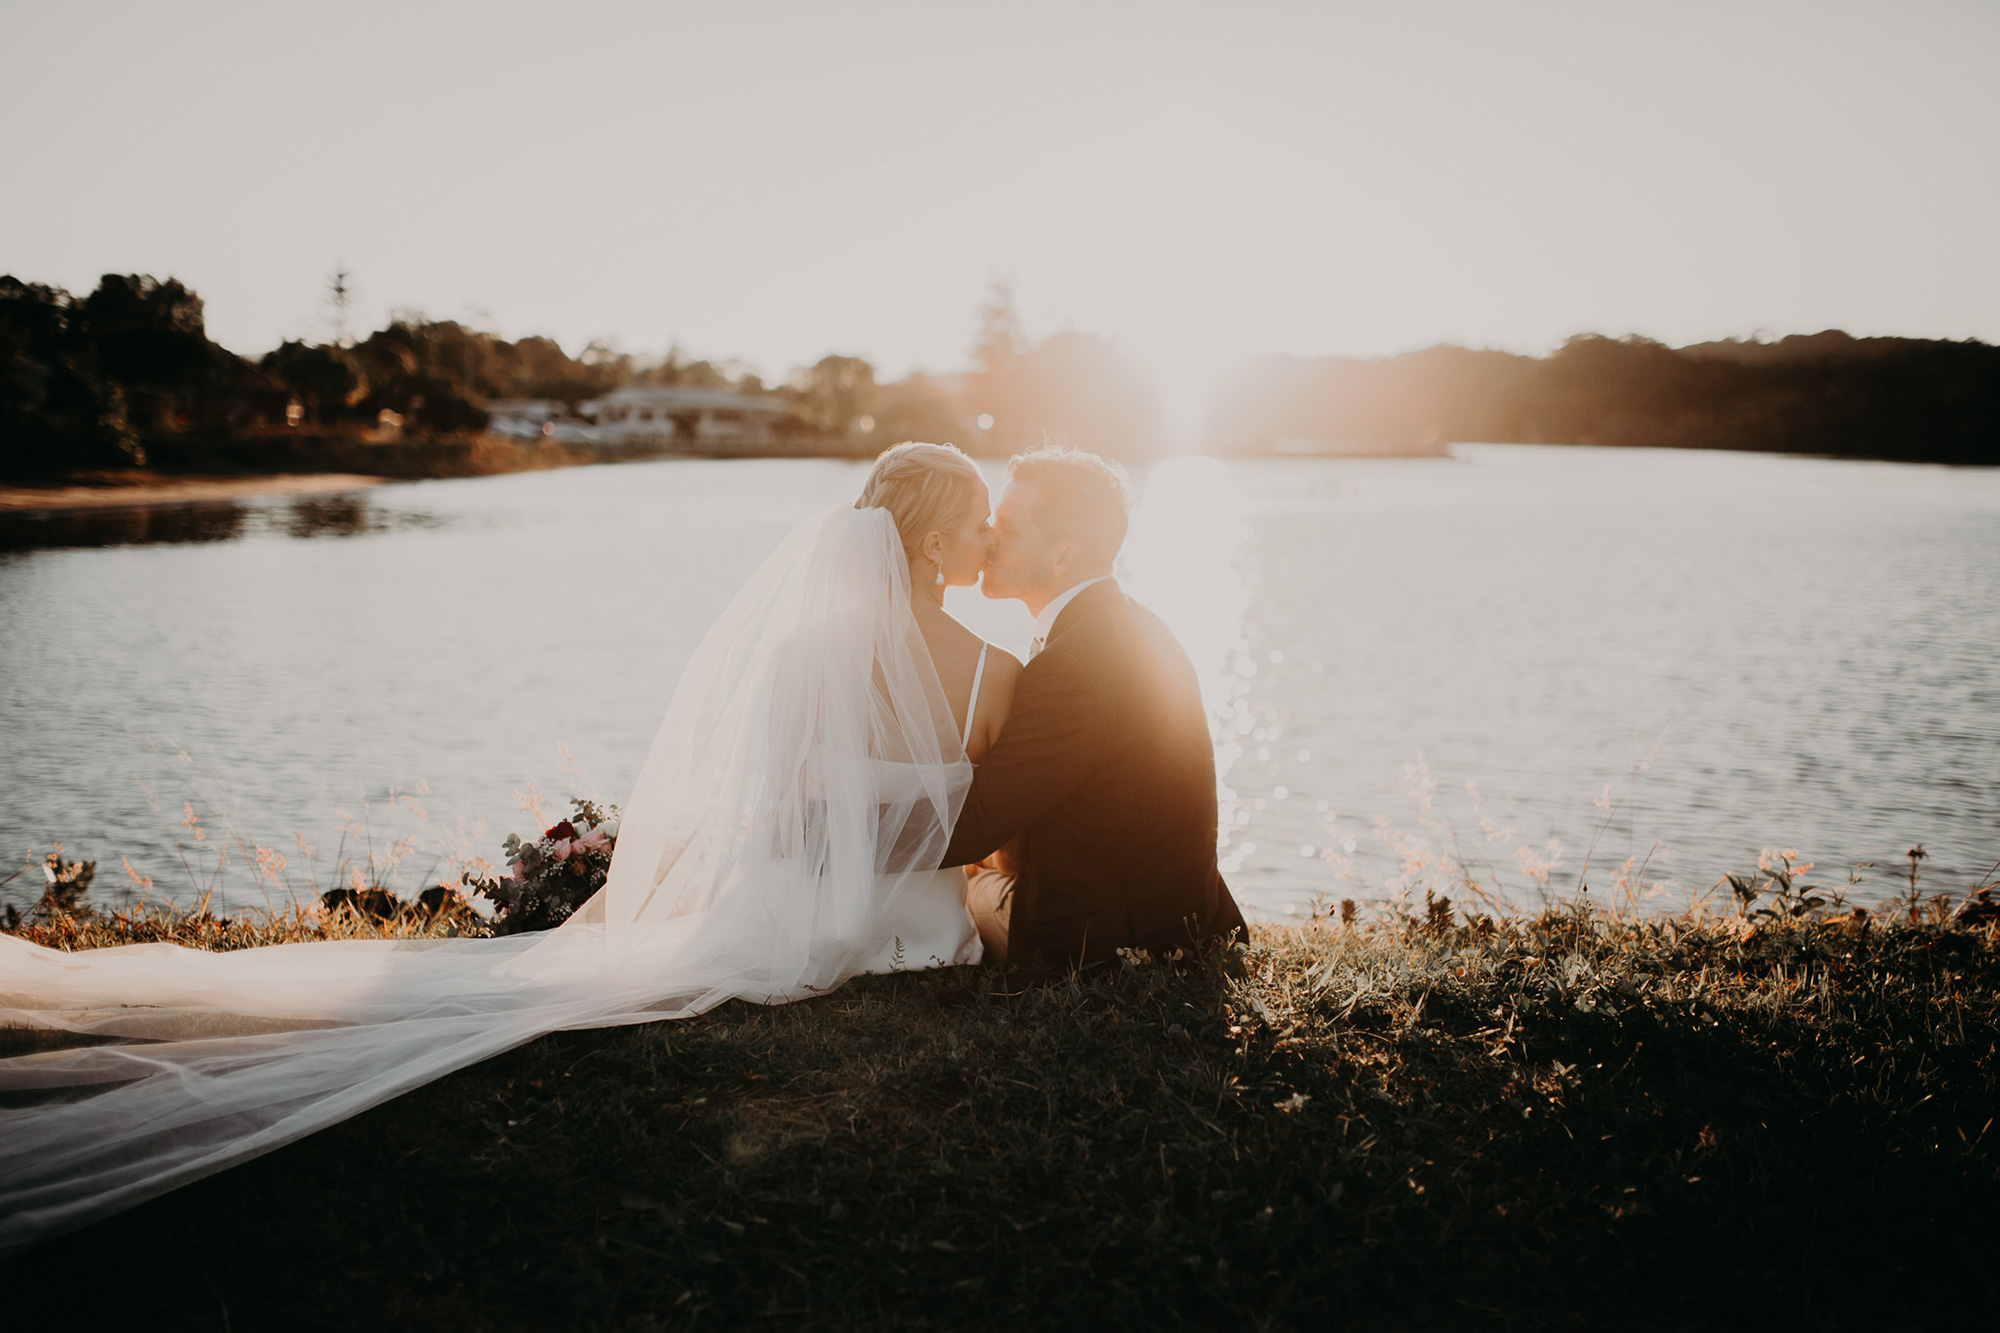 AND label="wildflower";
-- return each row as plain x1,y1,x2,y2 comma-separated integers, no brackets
253,846,287,883
1594,786,1613,811
1401,754,1438,815
515,785,552,828
121,855,153,892
1514,845,1552,884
